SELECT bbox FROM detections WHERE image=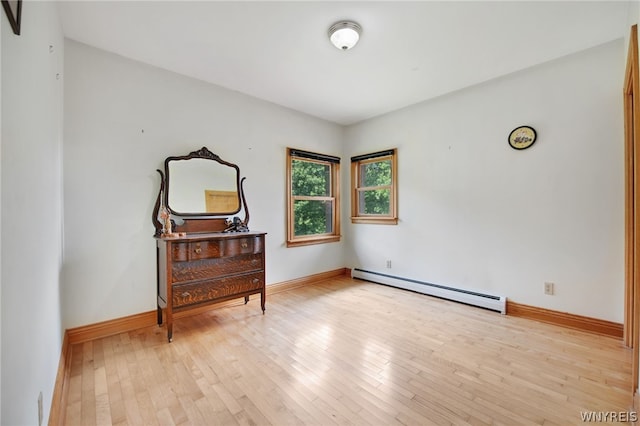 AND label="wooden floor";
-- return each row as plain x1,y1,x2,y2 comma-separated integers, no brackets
64,277,633,425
